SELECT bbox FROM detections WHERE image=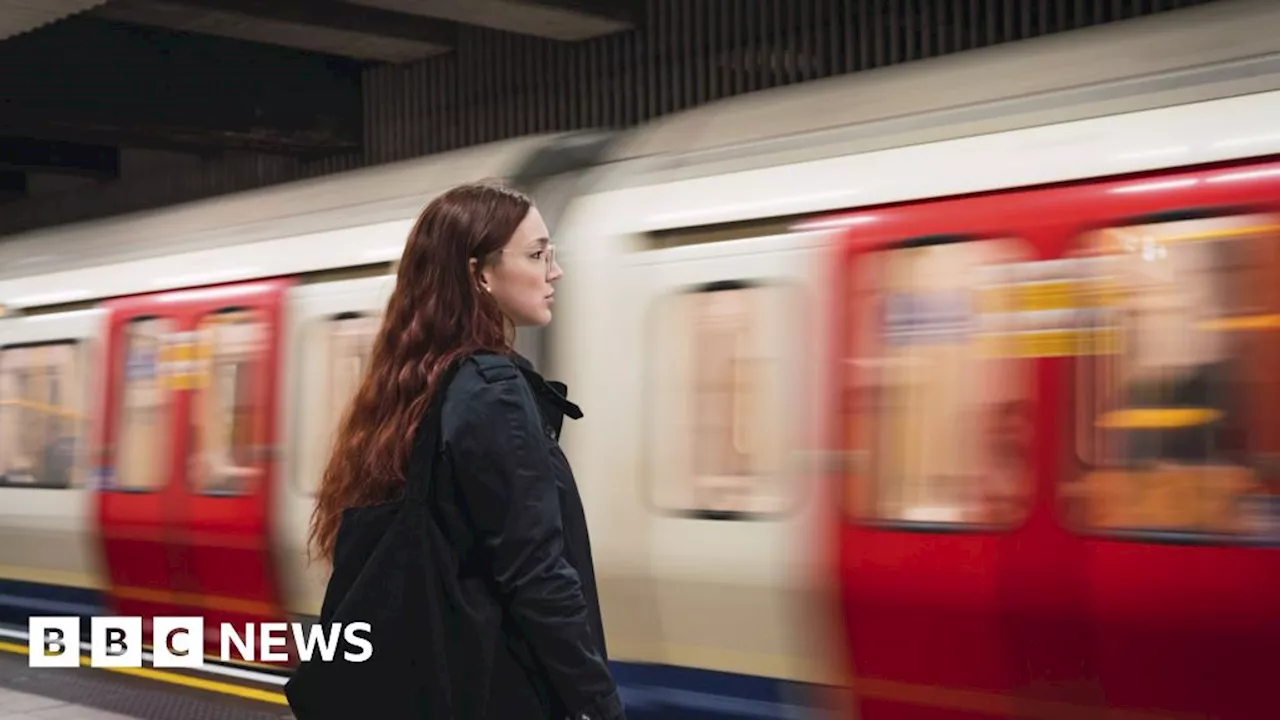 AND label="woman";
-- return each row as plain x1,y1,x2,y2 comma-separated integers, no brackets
308,181,626,720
